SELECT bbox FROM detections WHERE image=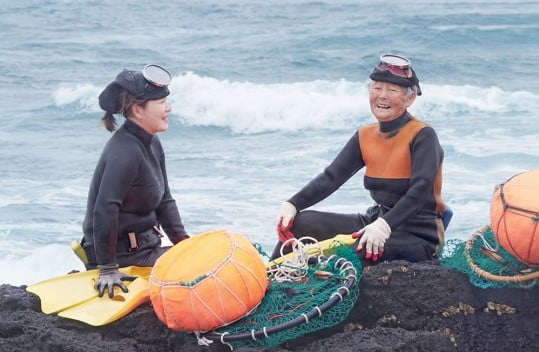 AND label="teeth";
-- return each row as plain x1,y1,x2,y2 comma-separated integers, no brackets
377,104,390,109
